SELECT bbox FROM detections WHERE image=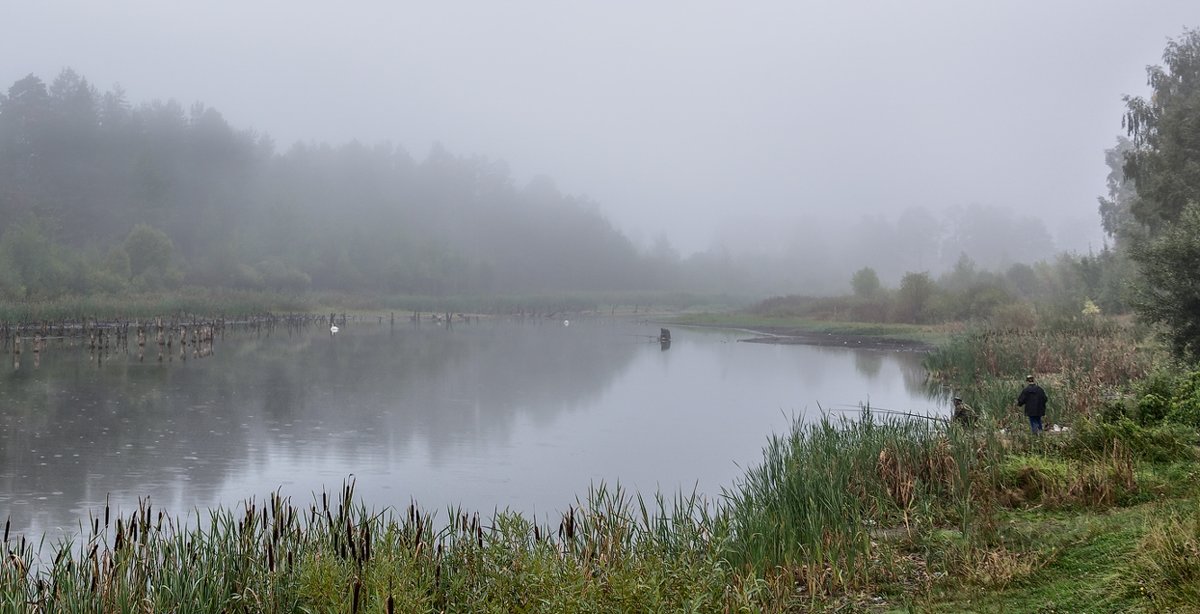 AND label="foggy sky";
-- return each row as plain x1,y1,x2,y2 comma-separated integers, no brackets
3,1,1194,256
